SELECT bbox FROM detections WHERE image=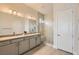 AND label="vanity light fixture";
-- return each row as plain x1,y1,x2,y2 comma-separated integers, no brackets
1,8,36,19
